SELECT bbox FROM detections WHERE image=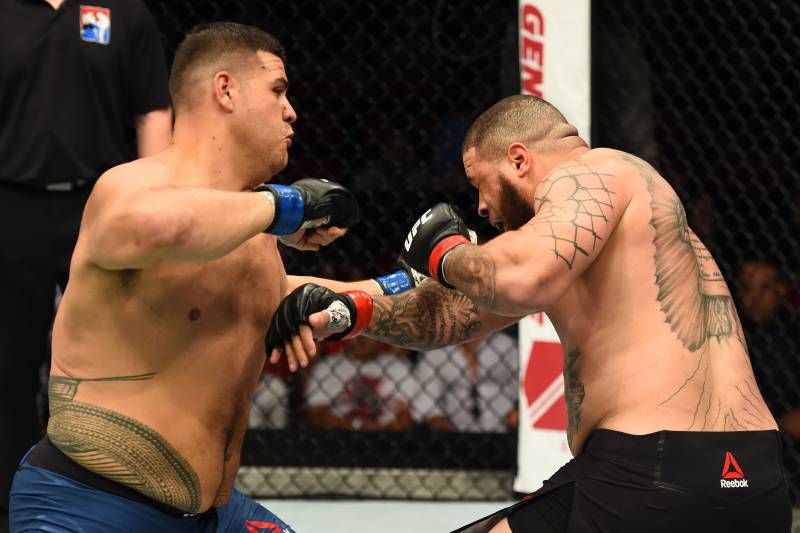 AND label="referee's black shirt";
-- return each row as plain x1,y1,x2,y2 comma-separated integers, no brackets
0,0,170,188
